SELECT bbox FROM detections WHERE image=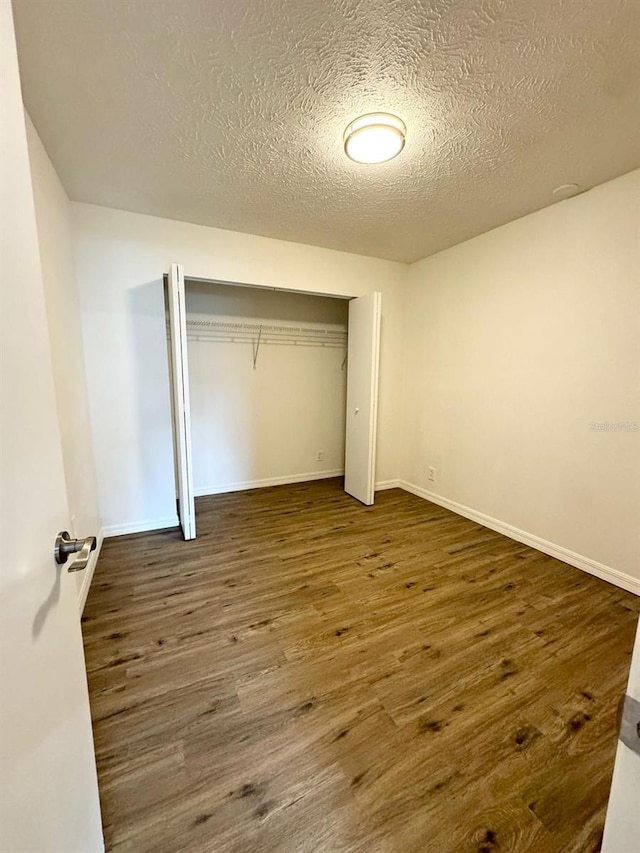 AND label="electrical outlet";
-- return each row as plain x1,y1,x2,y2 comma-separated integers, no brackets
427,466,437,482
316,450,324,462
